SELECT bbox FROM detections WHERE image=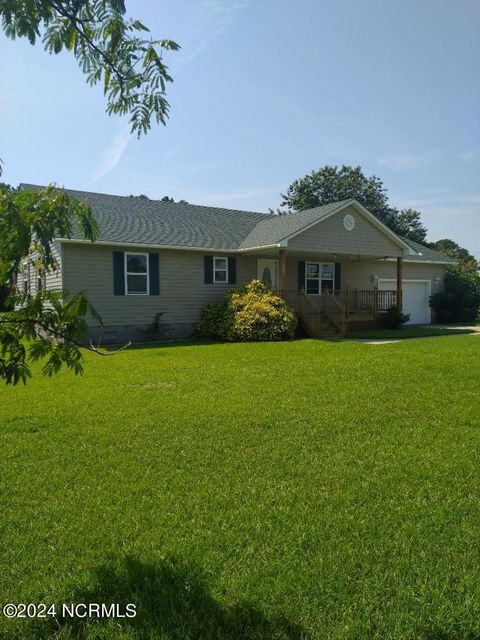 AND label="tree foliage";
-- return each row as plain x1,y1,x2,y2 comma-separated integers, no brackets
280,165,428,243
430,266,480,324
432,239,479,271
0,184,116,385
160,195,189,204
0,3,180,383
0,0,180,136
